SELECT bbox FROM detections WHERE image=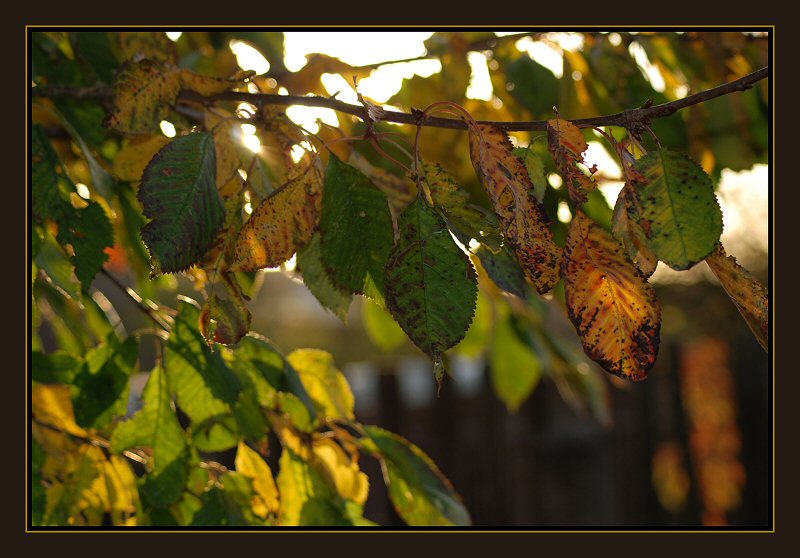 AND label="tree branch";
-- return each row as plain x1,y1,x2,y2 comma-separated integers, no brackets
33,66,768,134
